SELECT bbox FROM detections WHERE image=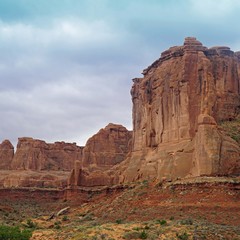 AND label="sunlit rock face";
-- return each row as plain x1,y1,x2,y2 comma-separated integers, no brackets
119,37,240,182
